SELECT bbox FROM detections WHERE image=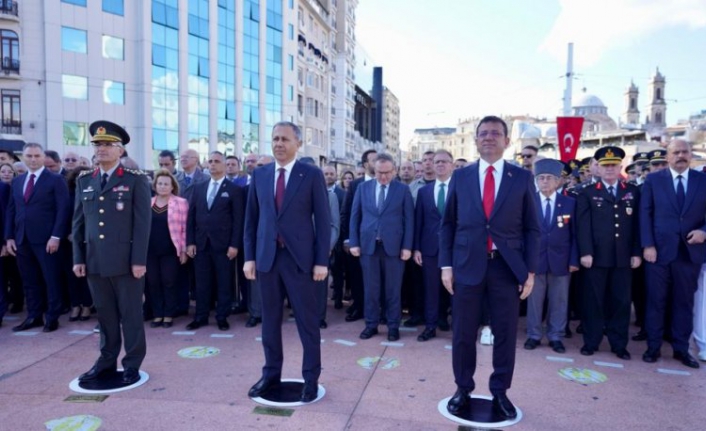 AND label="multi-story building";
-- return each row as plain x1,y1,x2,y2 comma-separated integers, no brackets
0,1,23,152
381,86,399,162
330,0,357,166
